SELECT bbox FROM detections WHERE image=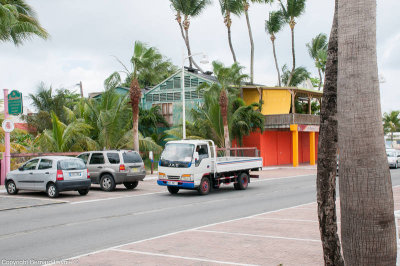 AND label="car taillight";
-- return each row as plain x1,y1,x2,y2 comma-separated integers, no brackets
56,170,64,181
87,169,90,179
119,164,125,171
